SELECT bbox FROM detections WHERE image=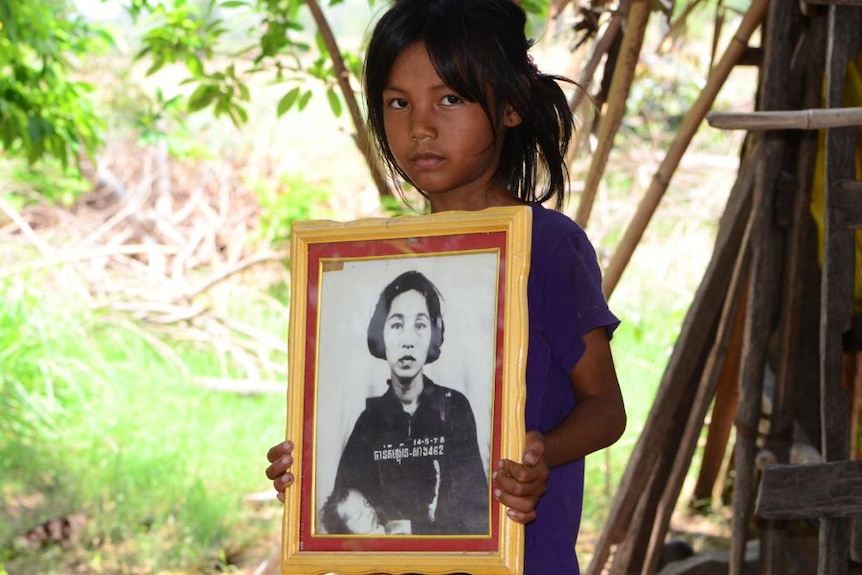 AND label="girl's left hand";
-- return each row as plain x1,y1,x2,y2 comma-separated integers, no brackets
492,430,549,524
